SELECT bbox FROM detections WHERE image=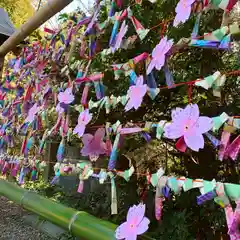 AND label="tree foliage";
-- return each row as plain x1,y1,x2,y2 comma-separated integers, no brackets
0,0,34,27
